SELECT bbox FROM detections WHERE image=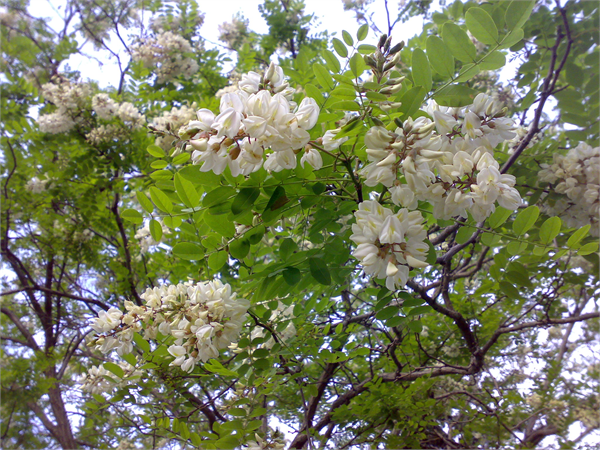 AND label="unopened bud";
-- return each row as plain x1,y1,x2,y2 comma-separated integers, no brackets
385,76,405,86
229,145,241,160
189,139,208,152
414,122,436,136
265,62,276,83
273,83,289,93
179,126,200,140
389,41,405,54
371,116,385,127
378,34,388,50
